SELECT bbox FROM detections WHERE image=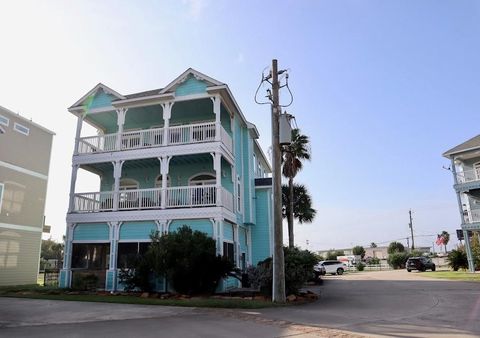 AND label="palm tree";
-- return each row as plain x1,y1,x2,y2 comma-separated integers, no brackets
282,129,312,248
281,184,316,247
